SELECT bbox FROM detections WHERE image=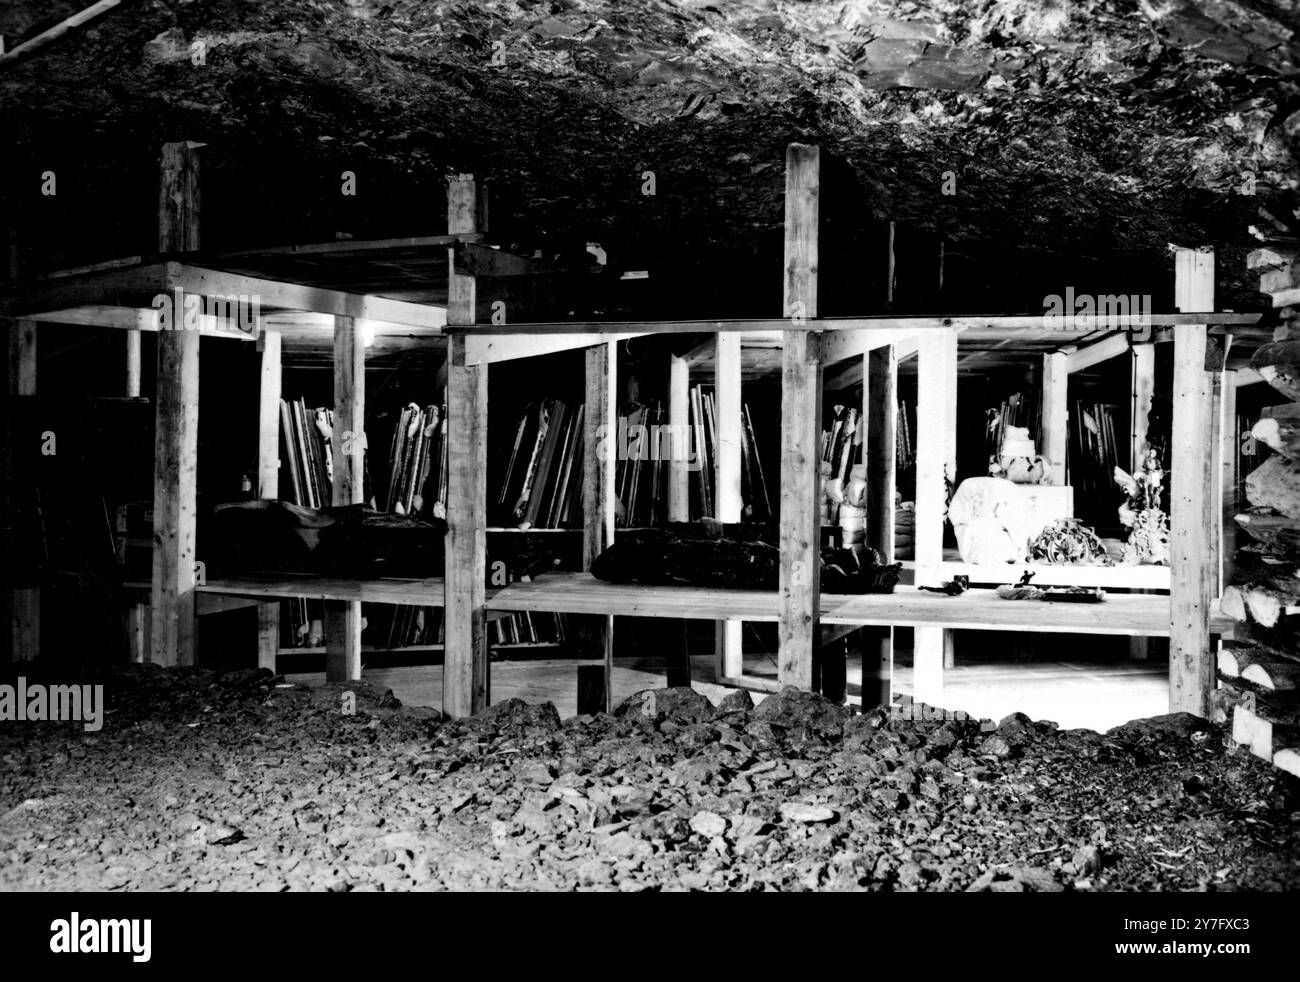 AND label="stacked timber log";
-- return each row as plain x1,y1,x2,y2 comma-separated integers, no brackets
1221,245,1300,777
